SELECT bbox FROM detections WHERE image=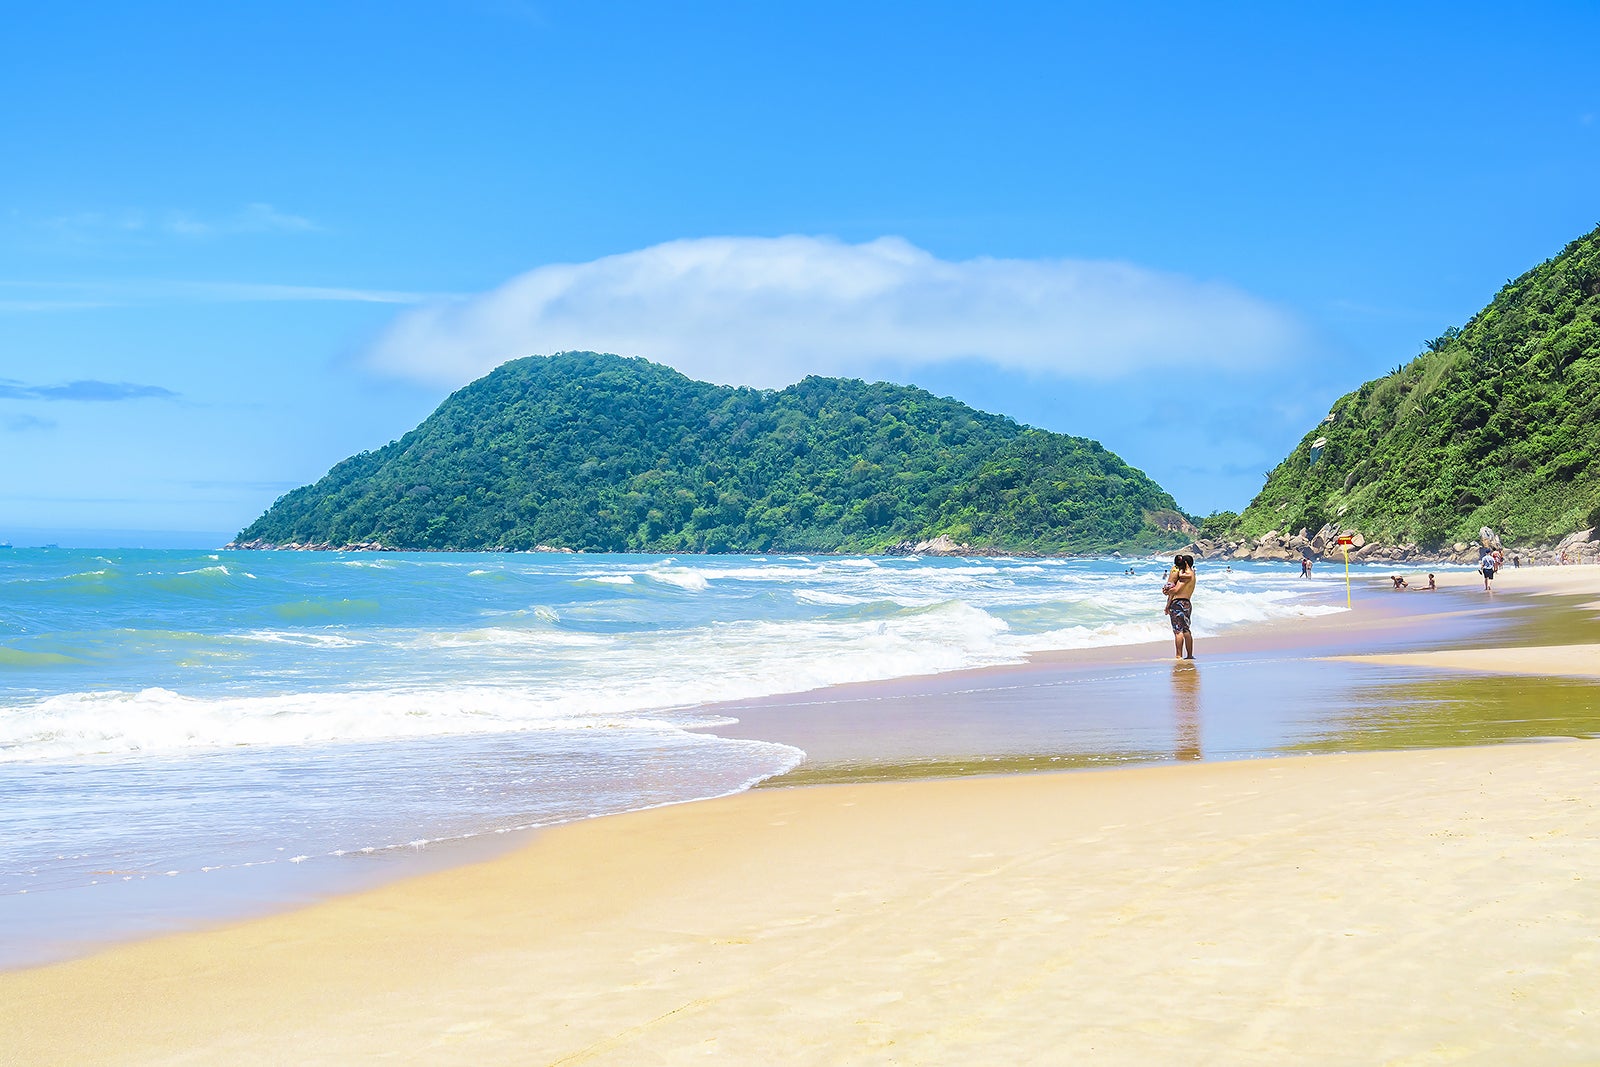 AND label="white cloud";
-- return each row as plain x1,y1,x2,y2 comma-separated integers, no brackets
40,203,318,244
365,235,1309,388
